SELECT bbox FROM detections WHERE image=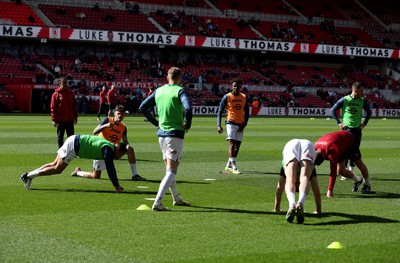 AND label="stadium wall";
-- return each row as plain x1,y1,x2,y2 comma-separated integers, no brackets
192,106,398,117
